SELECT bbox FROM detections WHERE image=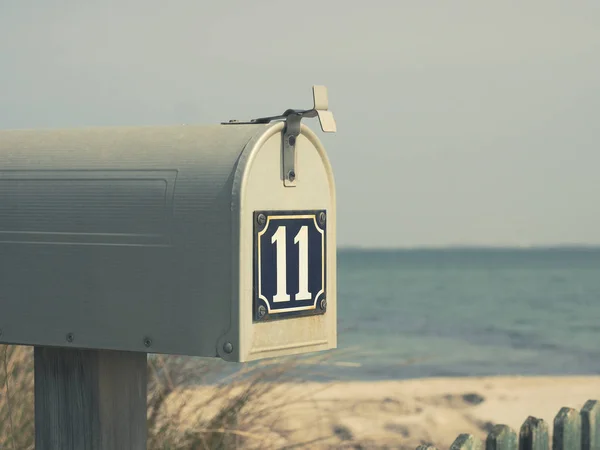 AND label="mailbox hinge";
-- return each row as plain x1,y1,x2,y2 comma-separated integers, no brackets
282,114,301,187
222,85,336,187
